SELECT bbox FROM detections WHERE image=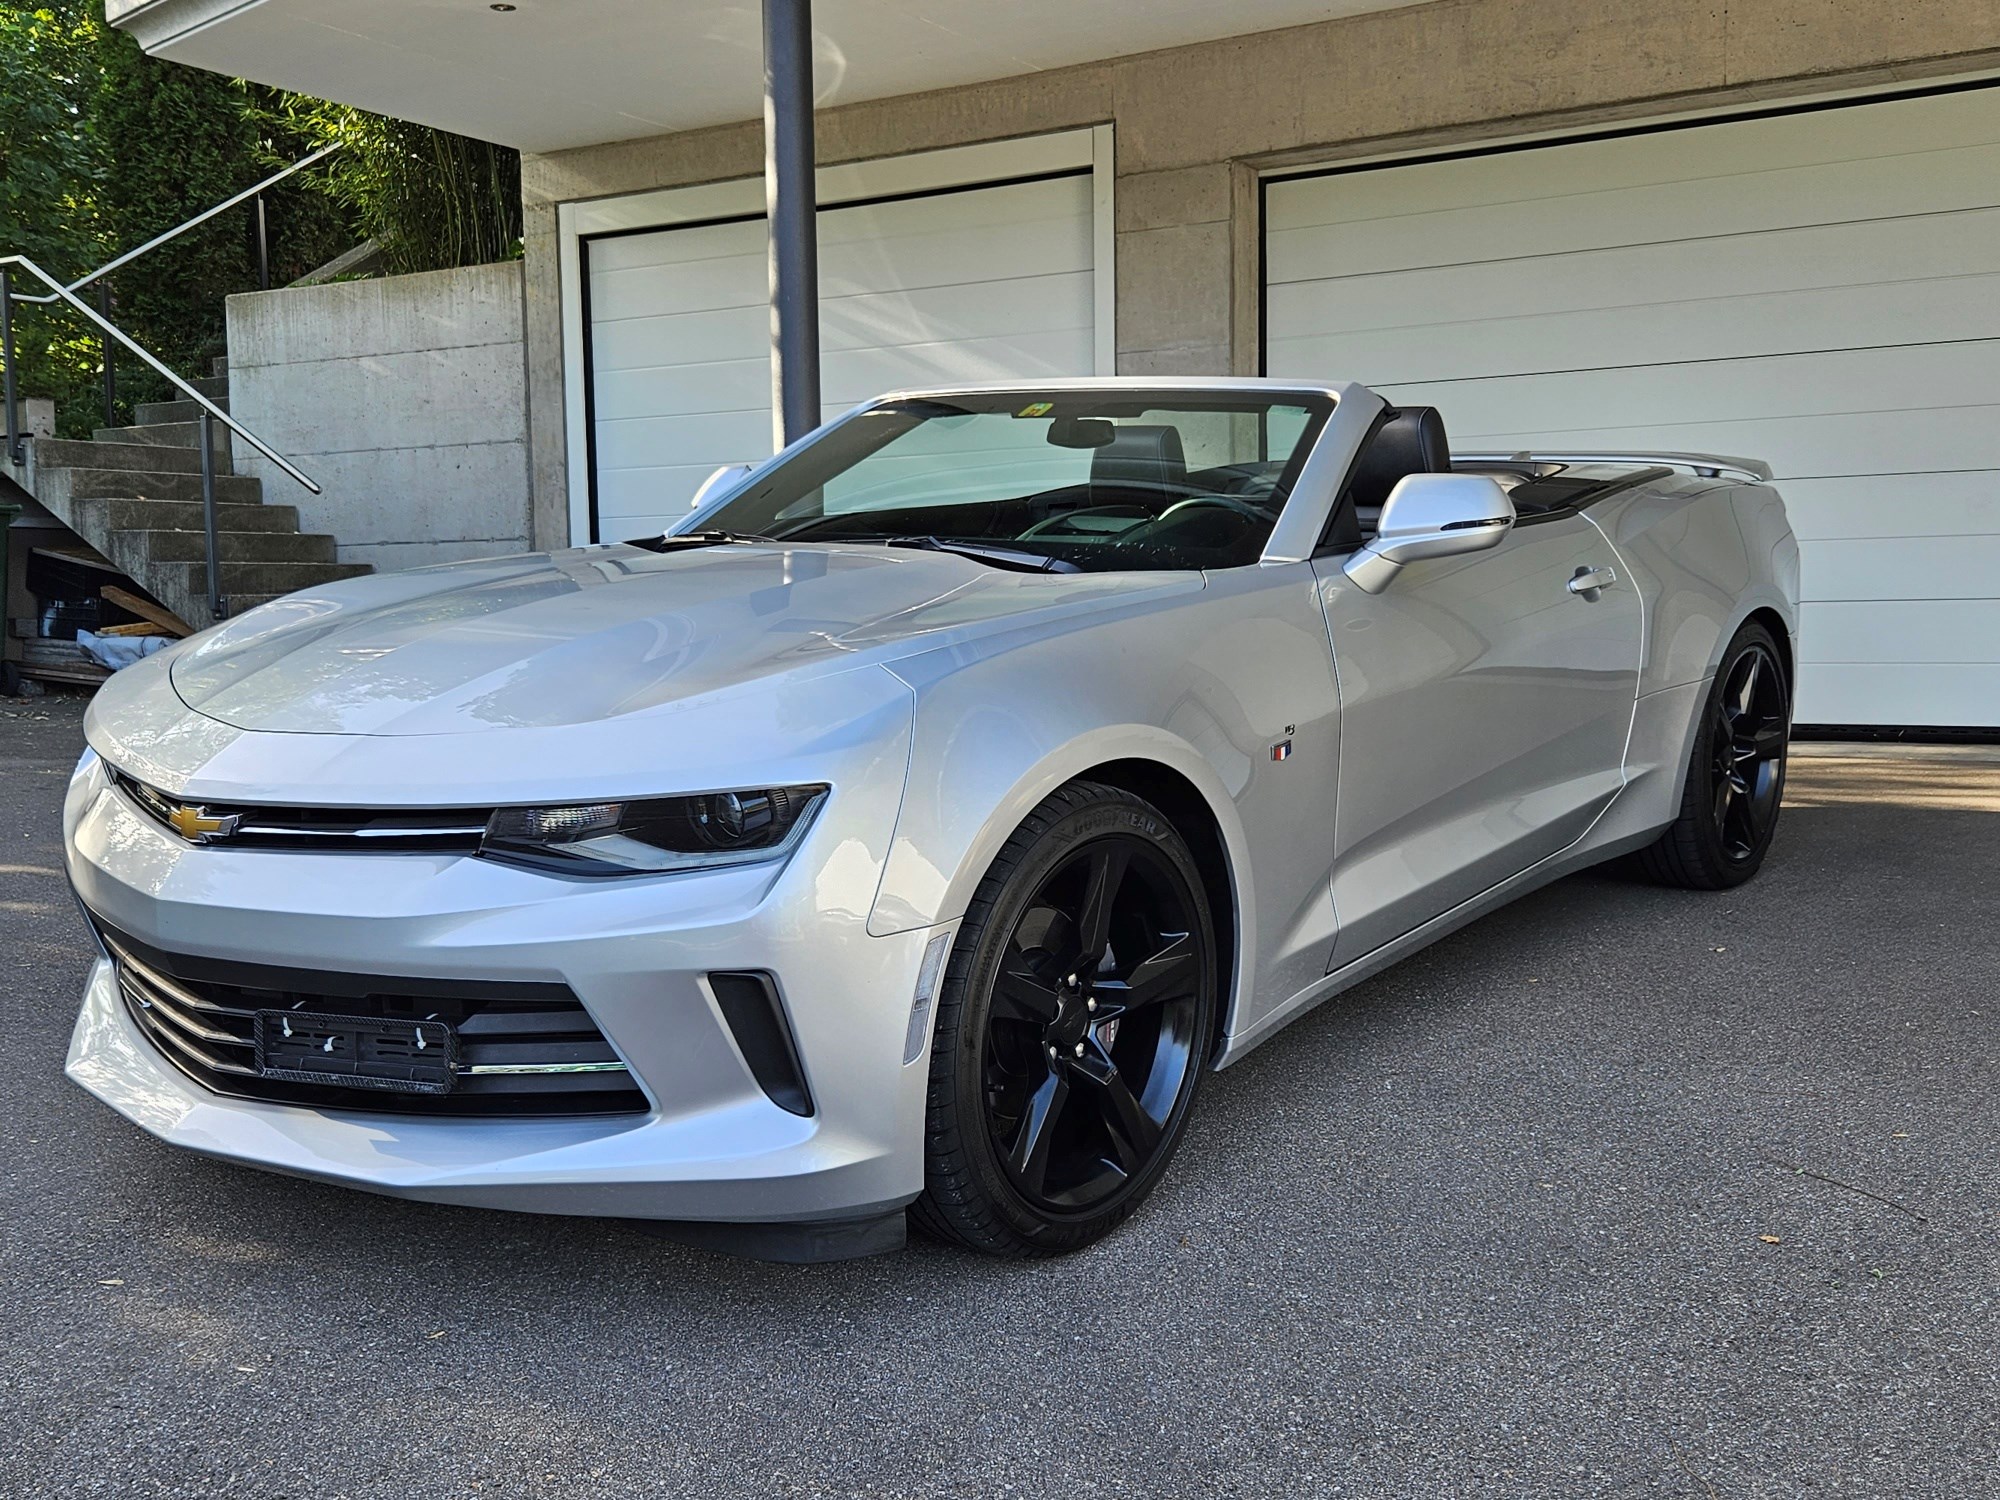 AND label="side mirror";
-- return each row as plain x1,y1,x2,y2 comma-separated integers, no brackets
690,462,755,511
1341,473,1515,594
